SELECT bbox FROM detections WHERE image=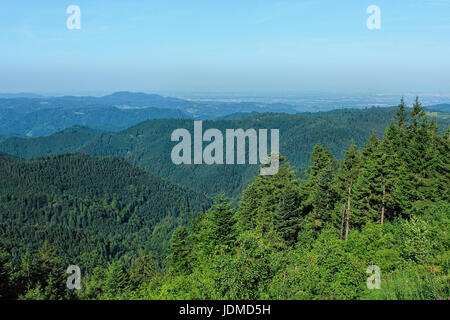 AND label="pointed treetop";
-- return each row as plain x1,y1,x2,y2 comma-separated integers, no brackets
395,97,407,129
410,96,425,129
